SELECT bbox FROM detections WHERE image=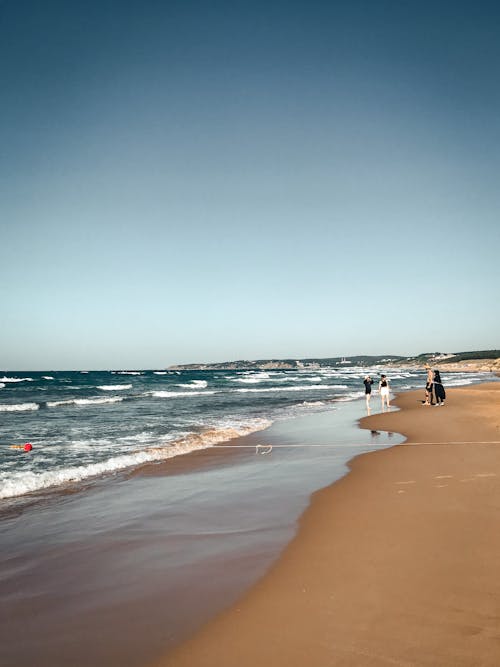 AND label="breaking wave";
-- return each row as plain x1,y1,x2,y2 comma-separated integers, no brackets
0,403,39,412
150,390,216,398
112,371,143,375
46,397,124,407
235,384,348,393
177,380,208,389
97,384,133,391
0,420,271,500
0,376,33,383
